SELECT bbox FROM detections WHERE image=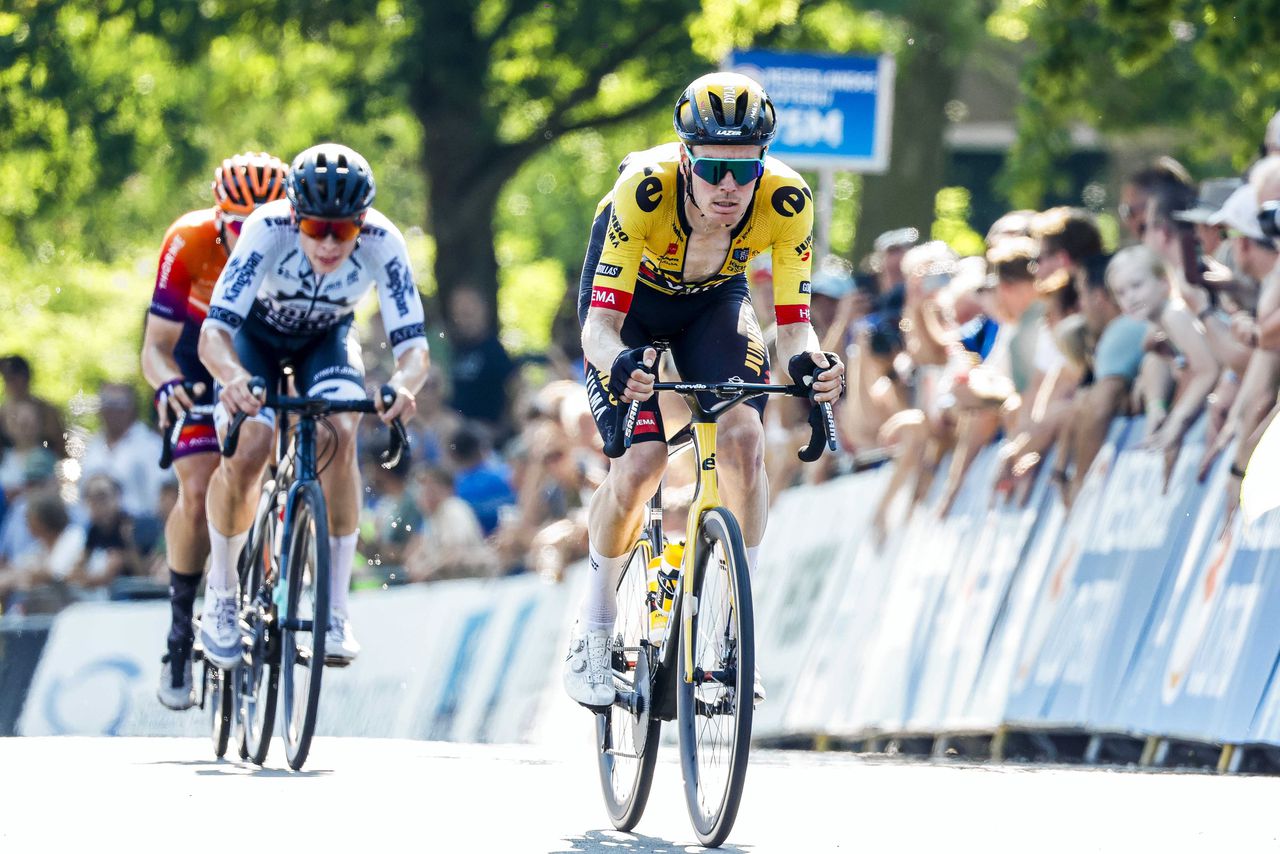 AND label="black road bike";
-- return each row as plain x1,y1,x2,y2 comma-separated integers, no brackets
162,378,405,770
